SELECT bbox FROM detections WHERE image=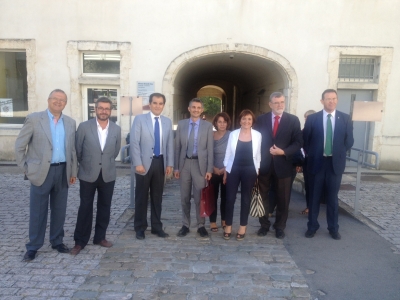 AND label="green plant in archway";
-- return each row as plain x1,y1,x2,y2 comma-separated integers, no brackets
200,96,221,118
